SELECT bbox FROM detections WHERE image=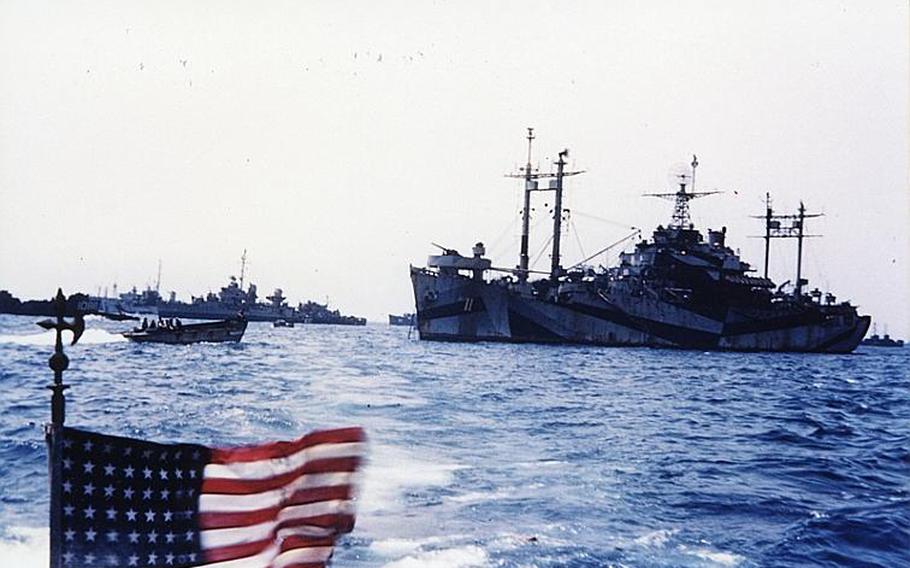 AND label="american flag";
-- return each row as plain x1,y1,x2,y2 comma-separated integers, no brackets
57,426,366,568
